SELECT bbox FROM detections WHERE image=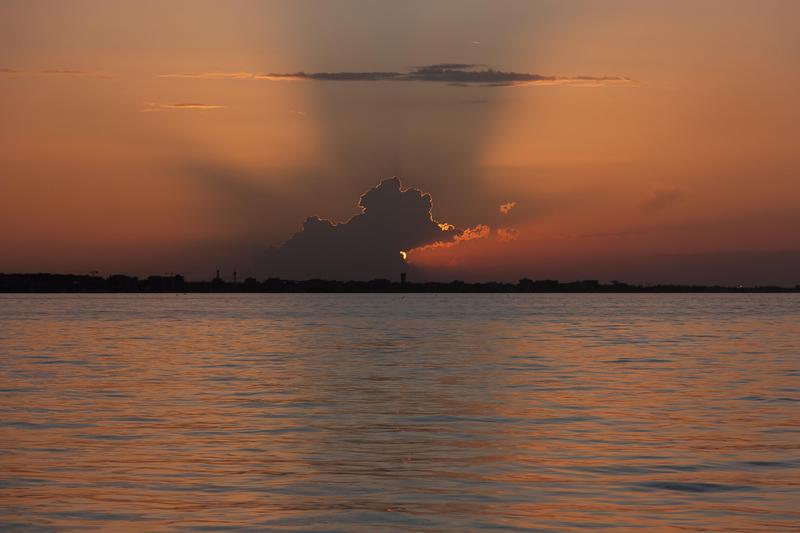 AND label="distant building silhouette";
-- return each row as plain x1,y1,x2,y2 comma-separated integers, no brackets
0,273,796,293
